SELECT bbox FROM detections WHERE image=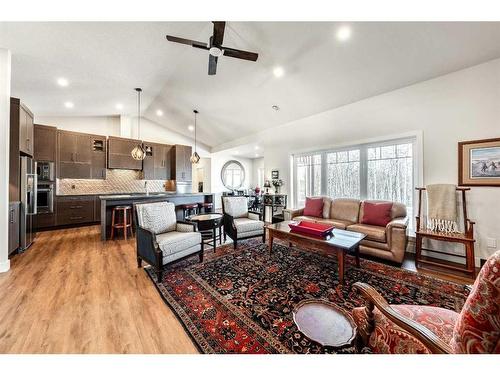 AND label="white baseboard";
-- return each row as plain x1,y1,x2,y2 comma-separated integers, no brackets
0,259,10,273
